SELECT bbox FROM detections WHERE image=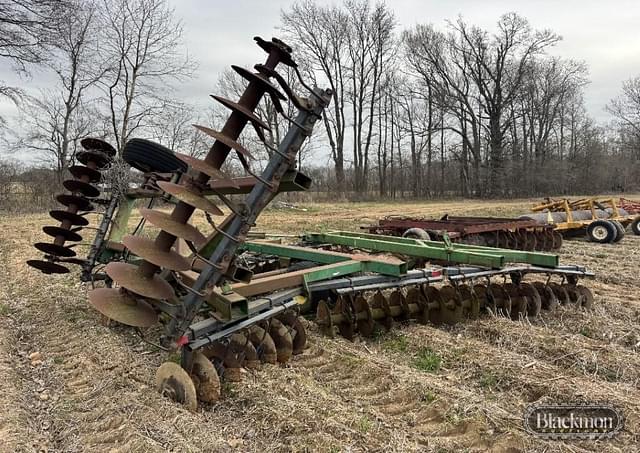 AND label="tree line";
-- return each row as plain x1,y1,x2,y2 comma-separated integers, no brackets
0,0,639,210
